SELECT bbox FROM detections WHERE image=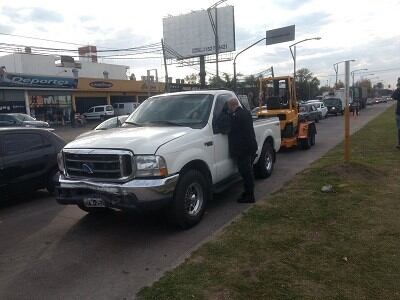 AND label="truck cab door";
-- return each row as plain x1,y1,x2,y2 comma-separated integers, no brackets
212,94,237,183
